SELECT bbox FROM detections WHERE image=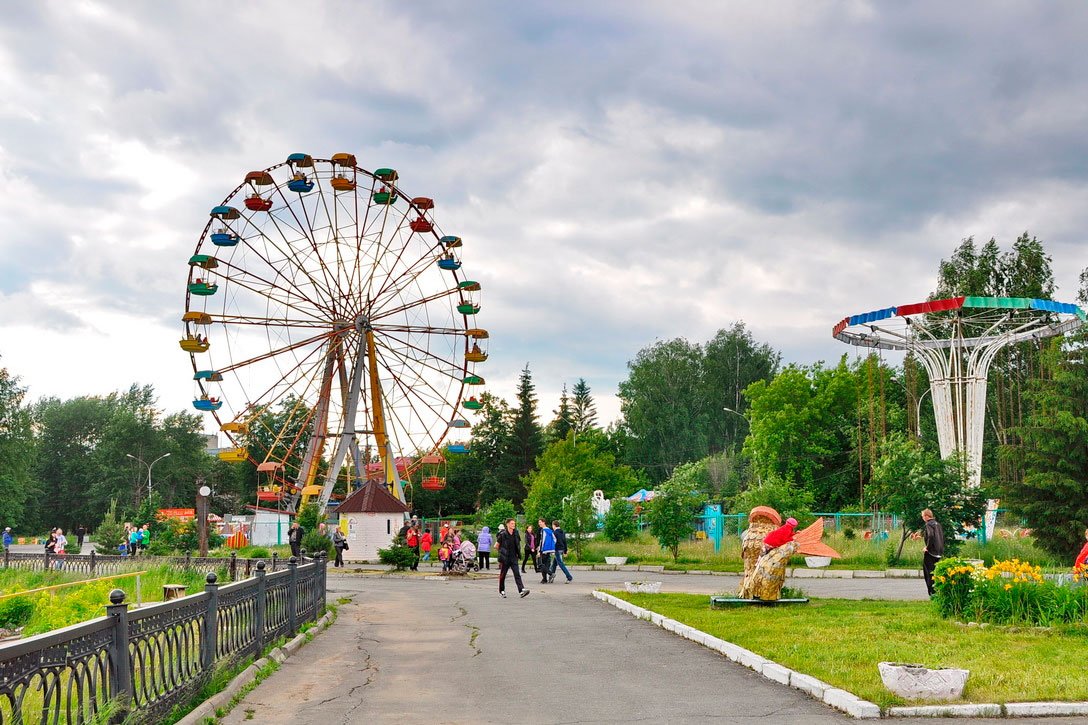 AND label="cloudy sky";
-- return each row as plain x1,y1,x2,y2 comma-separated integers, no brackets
1,1,1086,433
